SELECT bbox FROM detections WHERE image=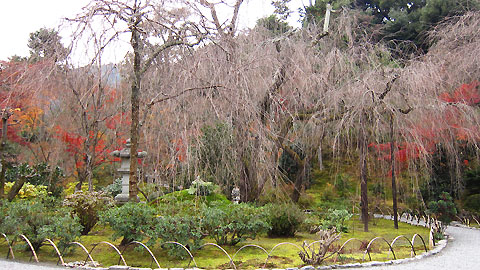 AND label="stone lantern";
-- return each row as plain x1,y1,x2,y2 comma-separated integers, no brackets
231,186,240,204
111,139,147,203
